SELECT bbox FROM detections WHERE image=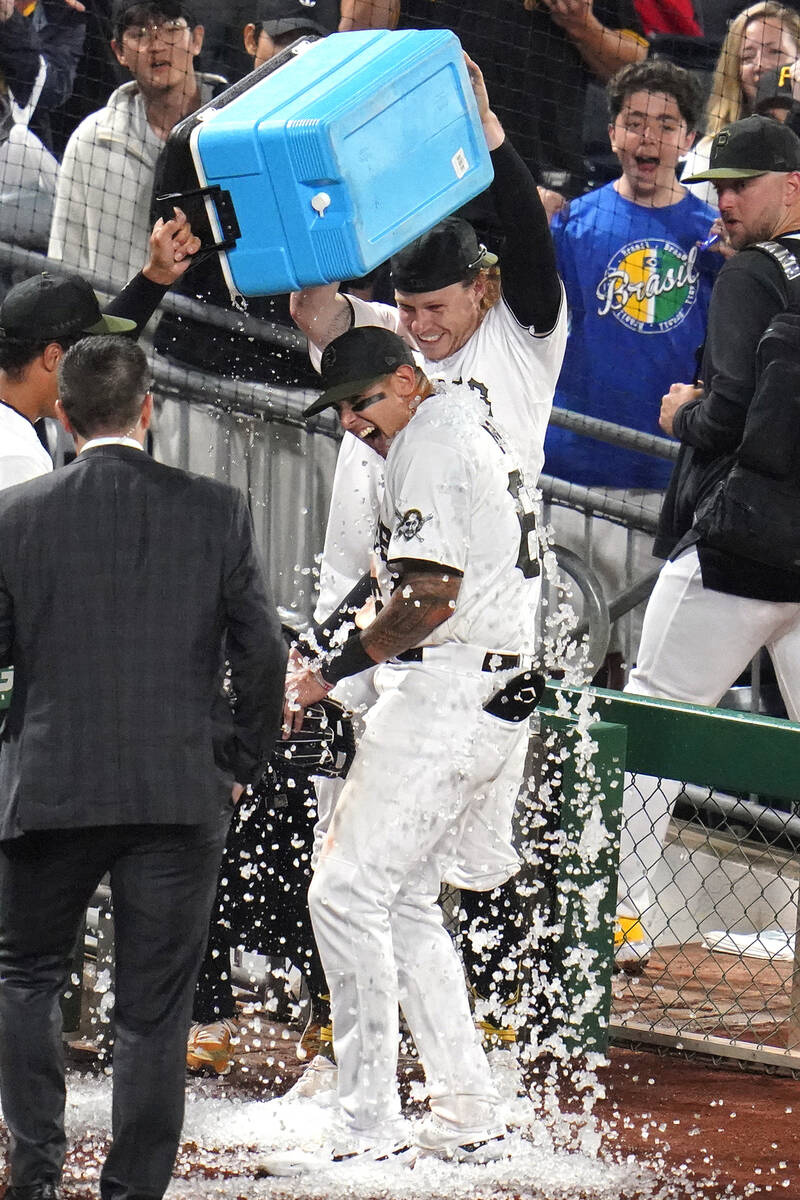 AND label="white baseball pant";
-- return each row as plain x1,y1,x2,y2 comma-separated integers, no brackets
308,651,528,1135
